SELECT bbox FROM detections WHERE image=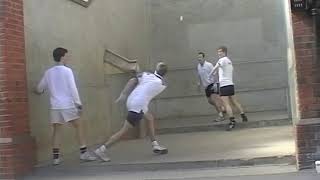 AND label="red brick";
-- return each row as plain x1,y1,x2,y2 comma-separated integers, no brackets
0,1,36,179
